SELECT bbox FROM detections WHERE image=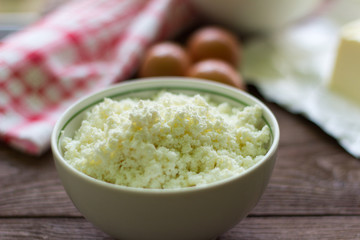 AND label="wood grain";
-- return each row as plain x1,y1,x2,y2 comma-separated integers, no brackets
0,147,79,217
1,216,359,240
0,218,110,239
222,216,360,240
